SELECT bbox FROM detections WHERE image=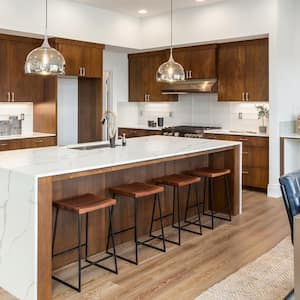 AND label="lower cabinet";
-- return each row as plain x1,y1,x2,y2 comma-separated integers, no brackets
118,128,161,138
204,133,269,189
0,136,57,151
